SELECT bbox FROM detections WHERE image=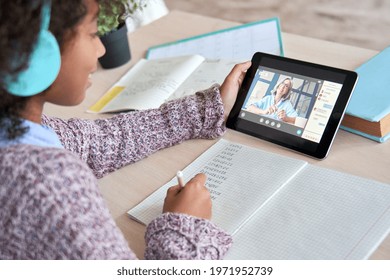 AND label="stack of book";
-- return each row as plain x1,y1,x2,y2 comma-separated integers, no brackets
341,46,390,142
